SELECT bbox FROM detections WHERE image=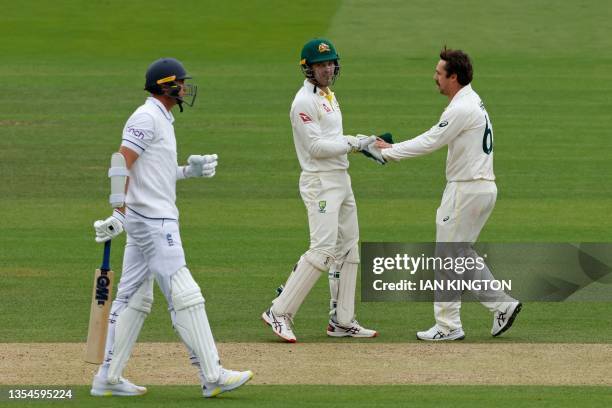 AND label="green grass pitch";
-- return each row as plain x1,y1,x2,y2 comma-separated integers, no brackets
1,0,611,406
